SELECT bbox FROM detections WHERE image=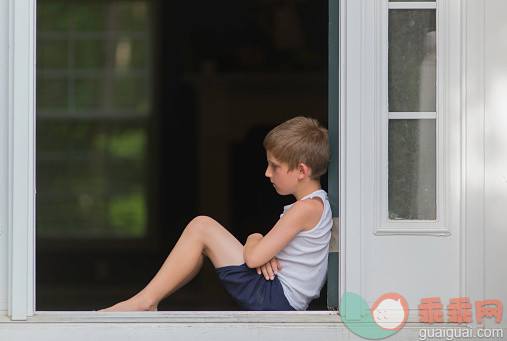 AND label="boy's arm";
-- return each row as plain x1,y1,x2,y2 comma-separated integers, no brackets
243,199,321,268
